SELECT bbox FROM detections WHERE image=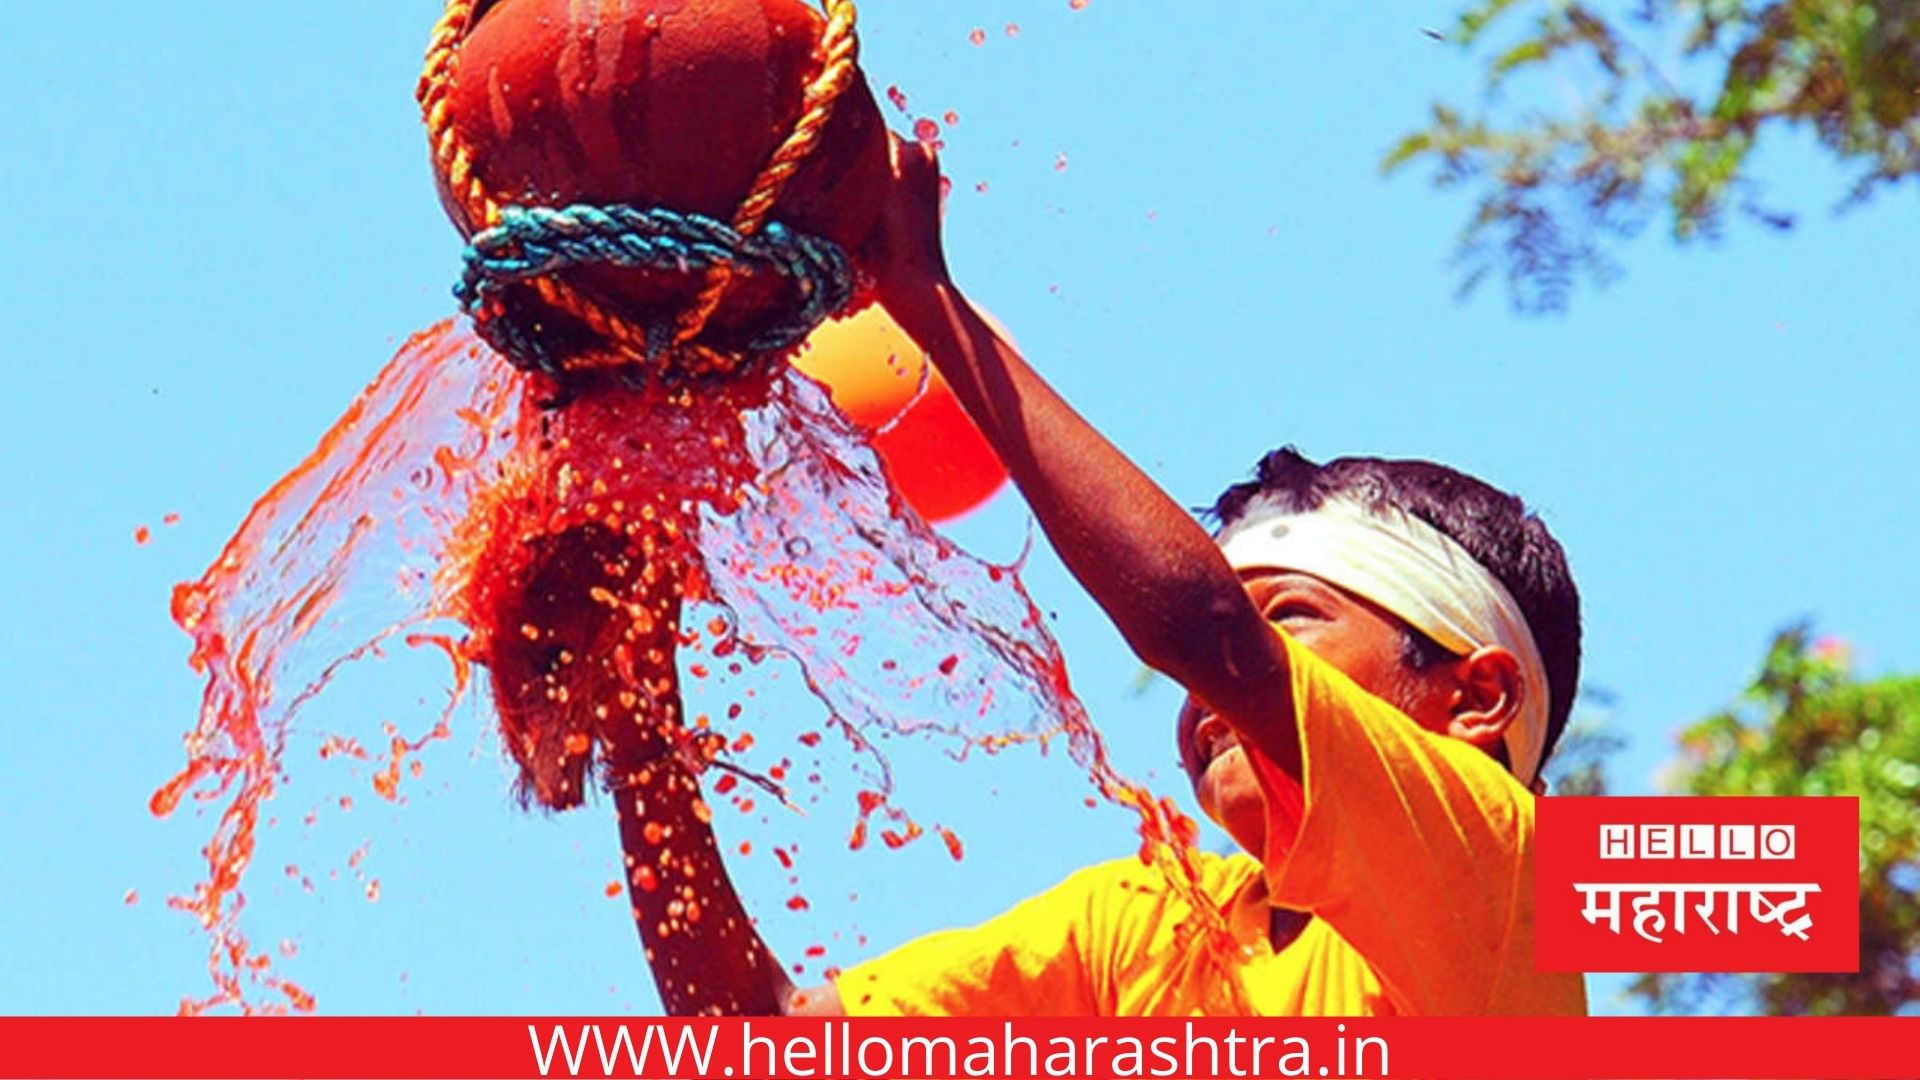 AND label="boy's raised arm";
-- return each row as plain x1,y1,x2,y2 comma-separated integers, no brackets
591,587,843,1016
861,139,1302,779
612,738,799,1015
